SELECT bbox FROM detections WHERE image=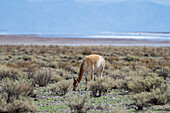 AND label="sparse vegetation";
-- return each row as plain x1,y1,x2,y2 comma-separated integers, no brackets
0,45,169,112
